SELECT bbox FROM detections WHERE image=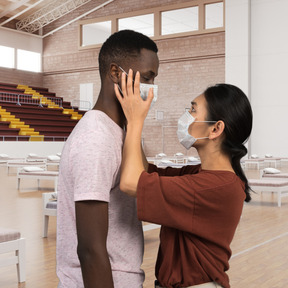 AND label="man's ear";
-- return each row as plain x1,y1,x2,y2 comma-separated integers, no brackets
109,63,121,83
209,120,225,140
